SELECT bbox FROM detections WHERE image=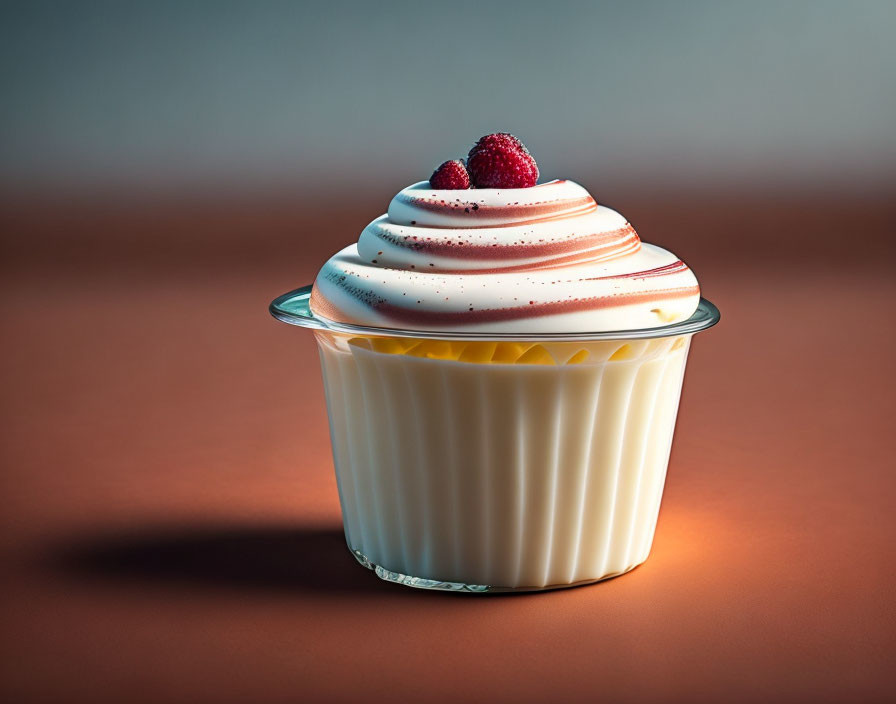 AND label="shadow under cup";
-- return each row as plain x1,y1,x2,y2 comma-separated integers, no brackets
271,287,720,592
